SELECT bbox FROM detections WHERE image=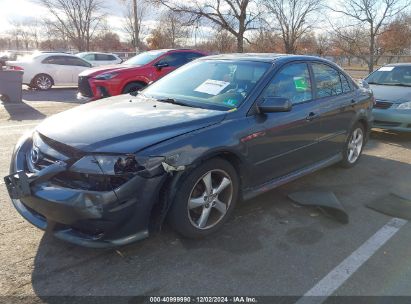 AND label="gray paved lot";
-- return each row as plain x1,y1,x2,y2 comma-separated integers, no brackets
1,88,411,301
